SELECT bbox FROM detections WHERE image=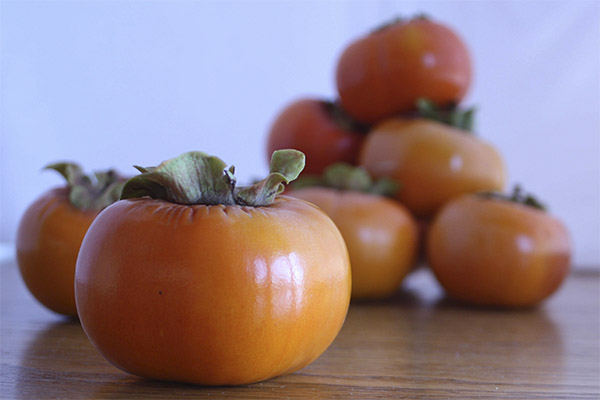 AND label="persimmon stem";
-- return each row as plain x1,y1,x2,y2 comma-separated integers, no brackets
120,150,306,207
44,162,125,211
293,163,399,197
372,14,430,33
415,98,475,132
479,185,546,211
322,101,370,134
